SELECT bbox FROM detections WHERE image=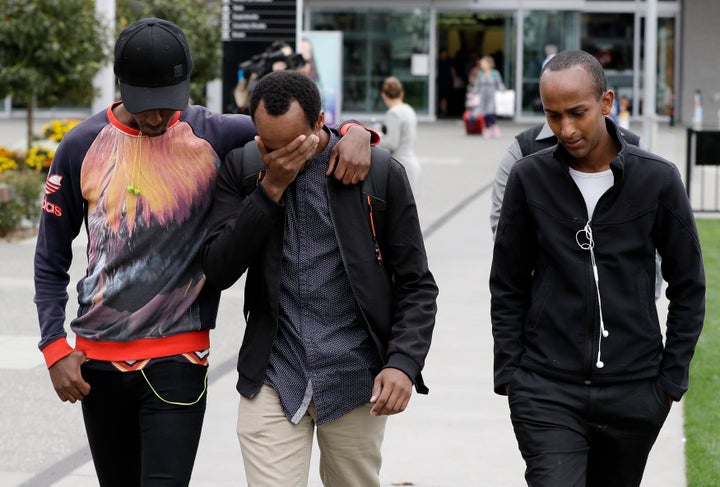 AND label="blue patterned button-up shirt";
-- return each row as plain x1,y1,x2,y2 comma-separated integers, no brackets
265,133,383,425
